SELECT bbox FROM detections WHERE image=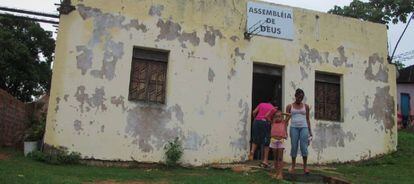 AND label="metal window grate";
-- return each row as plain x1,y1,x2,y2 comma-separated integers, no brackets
128,48,168,104
315,73,341,121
